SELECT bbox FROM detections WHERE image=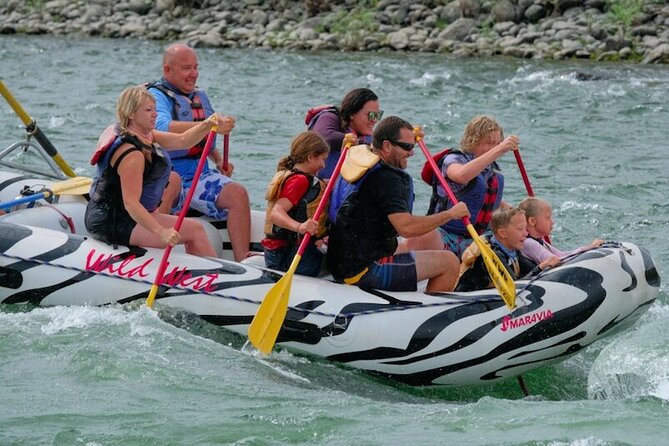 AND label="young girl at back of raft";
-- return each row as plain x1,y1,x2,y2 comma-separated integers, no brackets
518,197,603,265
